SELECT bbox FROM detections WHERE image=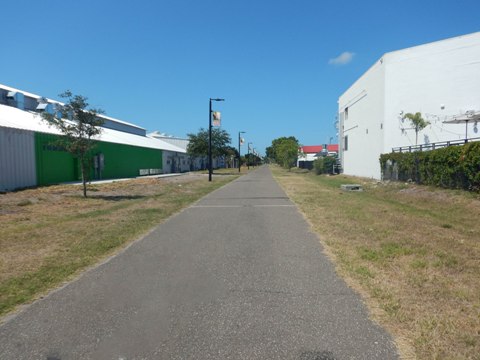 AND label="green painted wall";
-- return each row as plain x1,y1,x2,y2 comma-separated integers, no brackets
95,141,163,179
35,132,163,185
35,133,78,185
